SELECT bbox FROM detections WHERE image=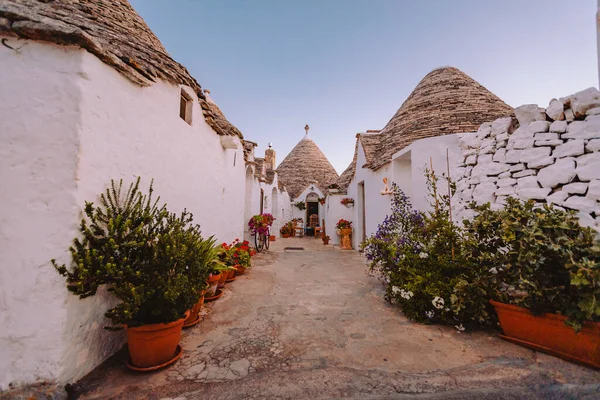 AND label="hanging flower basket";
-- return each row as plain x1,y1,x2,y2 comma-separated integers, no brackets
340,198,354,207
